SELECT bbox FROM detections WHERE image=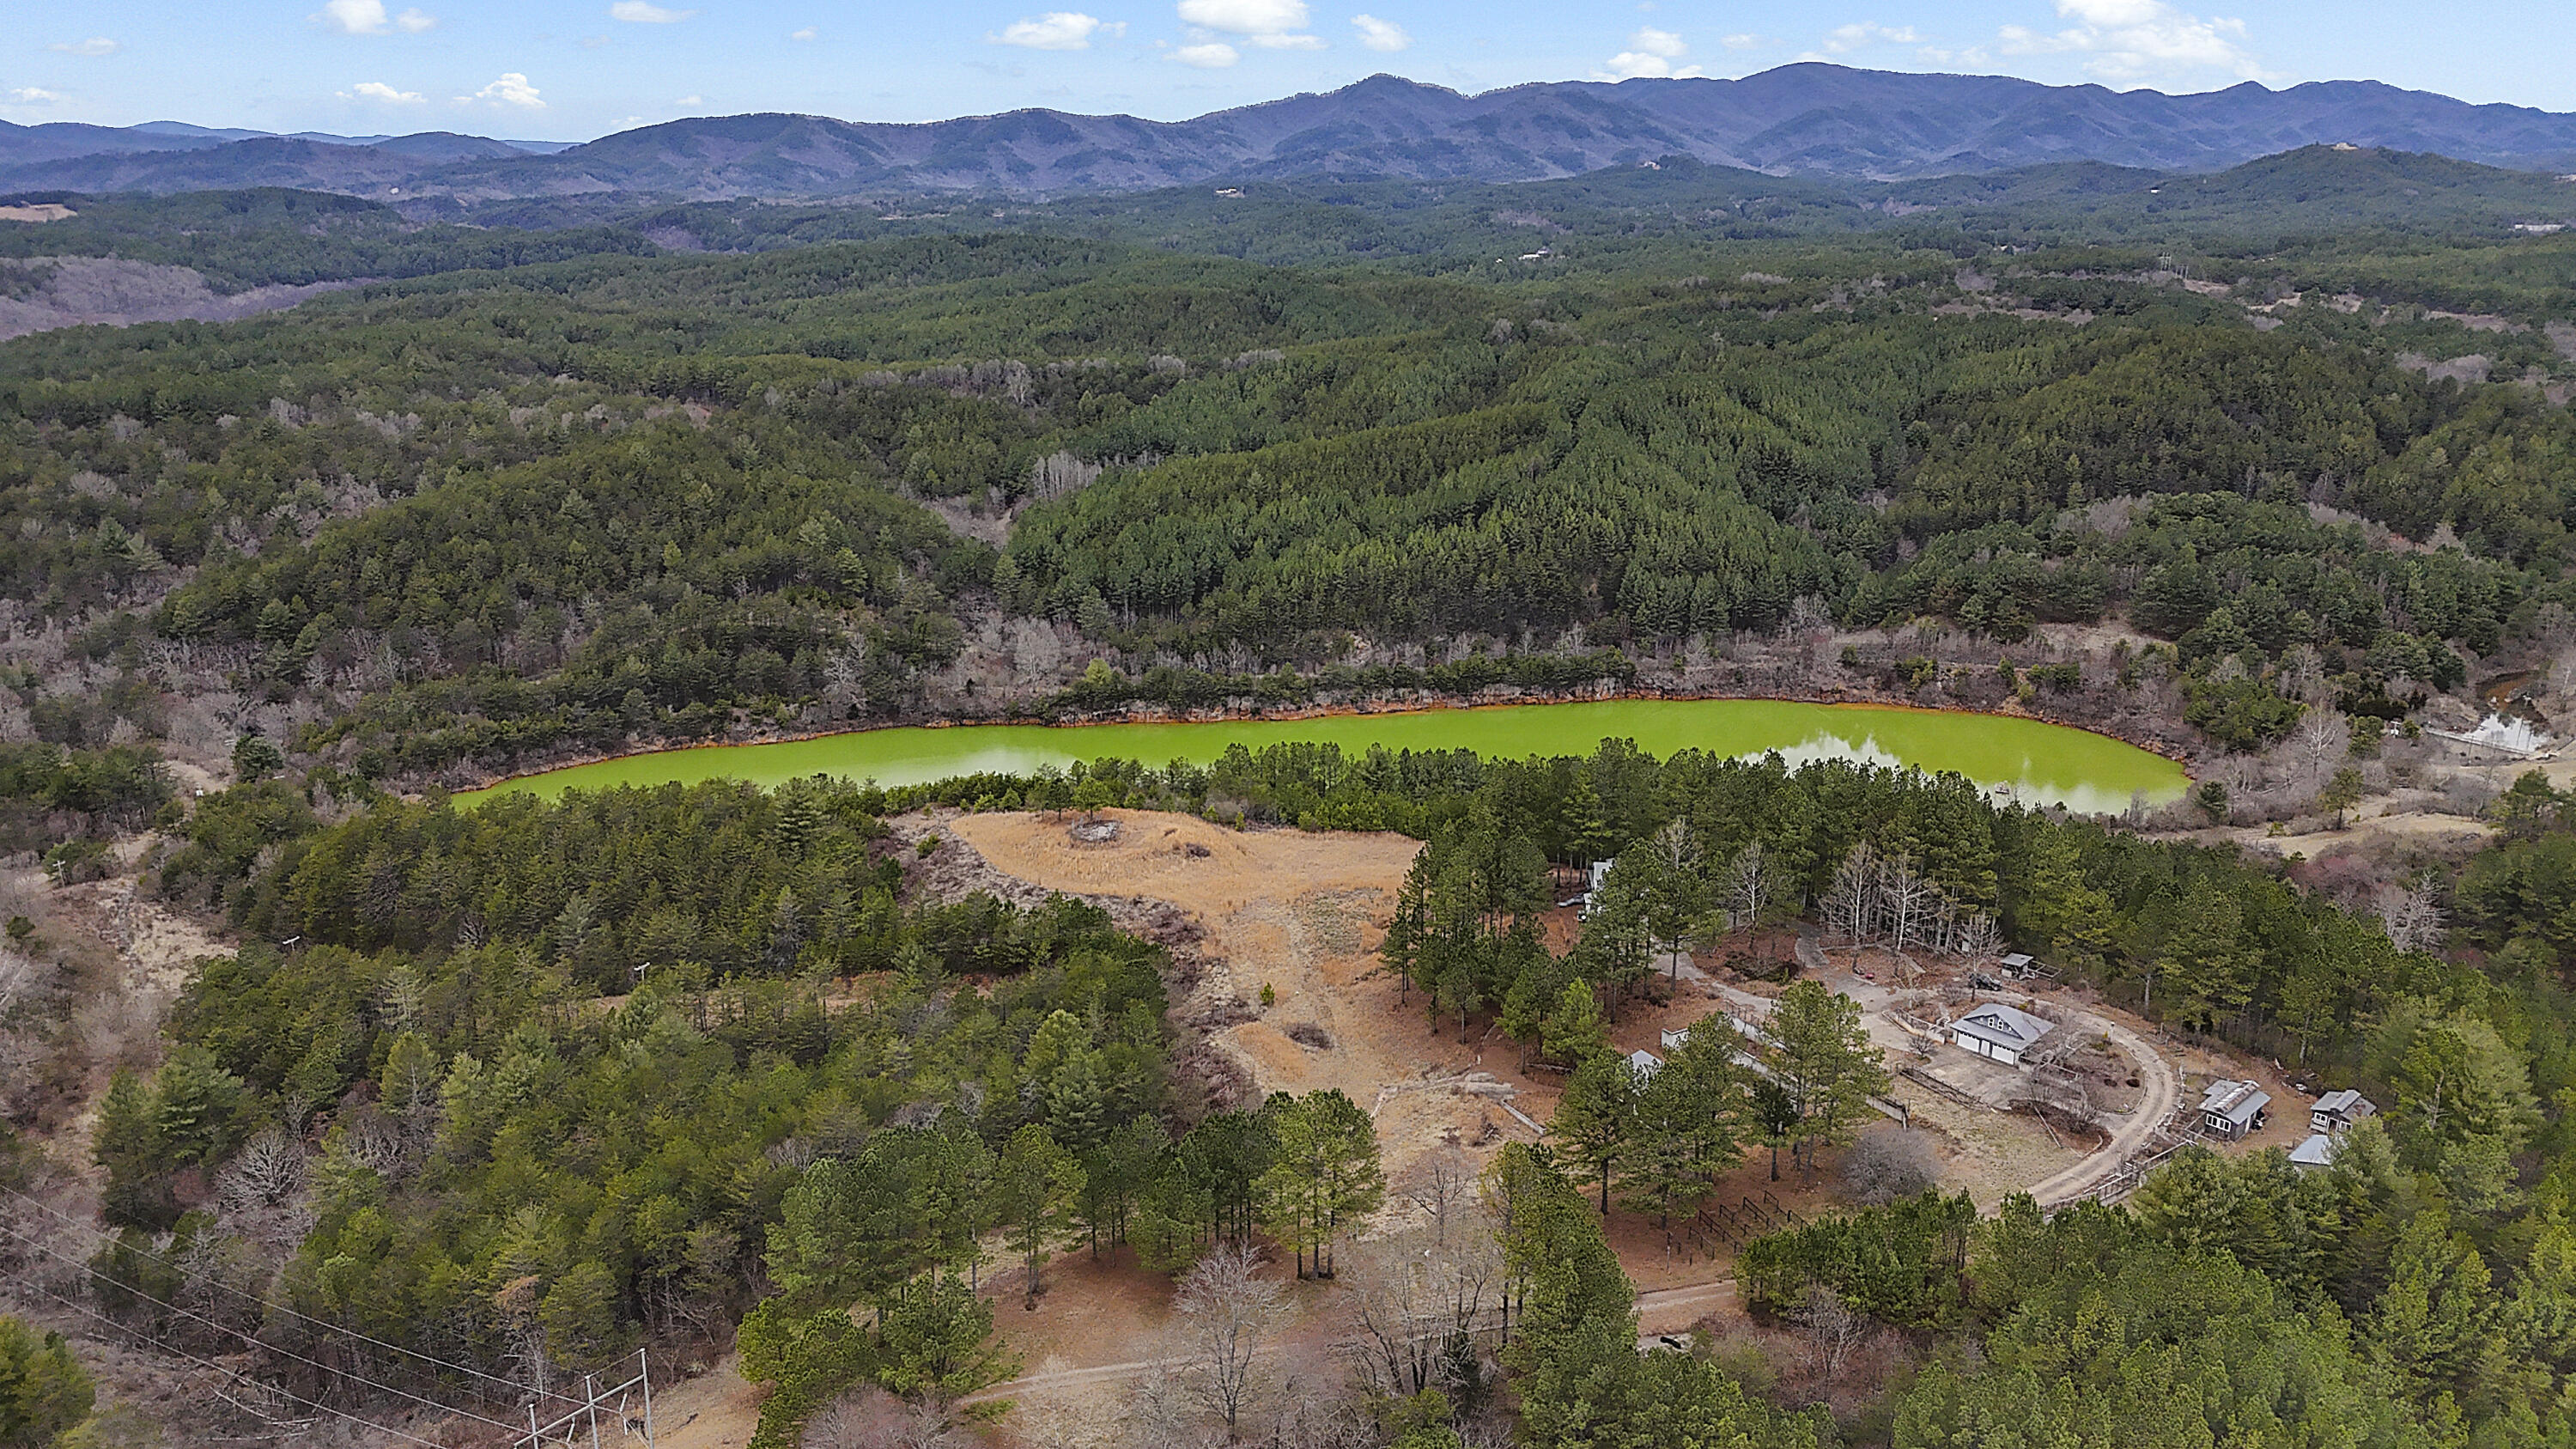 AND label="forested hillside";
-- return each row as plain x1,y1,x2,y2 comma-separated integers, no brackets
3,155,2576,1449
1,210,2570,788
